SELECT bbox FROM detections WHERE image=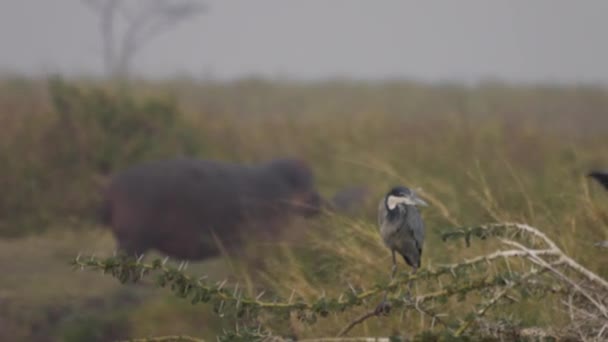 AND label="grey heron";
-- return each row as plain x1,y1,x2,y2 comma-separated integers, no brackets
376,185,428,312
